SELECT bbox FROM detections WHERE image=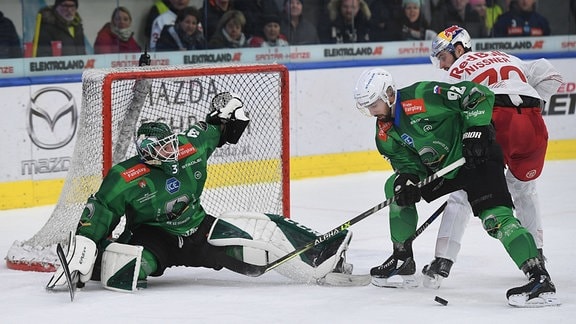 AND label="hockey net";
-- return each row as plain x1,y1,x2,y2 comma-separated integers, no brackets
6,63,290,272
